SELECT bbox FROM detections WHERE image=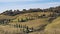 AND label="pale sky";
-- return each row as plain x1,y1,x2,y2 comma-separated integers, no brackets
0,0,60,13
